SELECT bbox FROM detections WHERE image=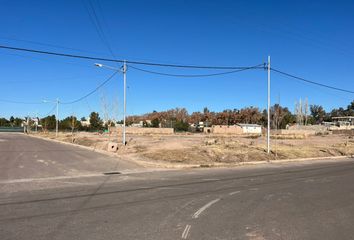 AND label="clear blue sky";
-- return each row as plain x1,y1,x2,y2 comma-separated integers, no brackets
0,0,353,120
